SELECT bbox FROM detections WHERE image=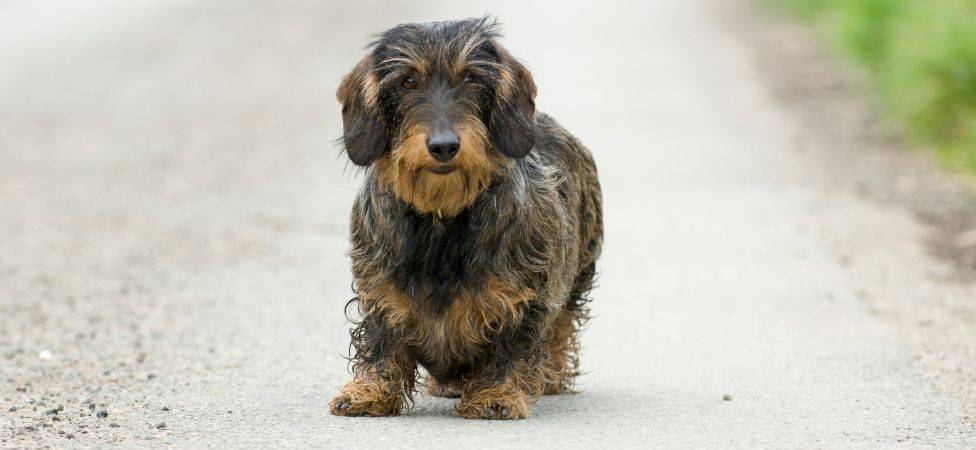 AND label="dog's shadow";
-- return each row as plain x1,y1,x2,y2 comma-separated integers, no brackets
399,391,596,421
